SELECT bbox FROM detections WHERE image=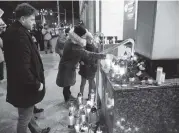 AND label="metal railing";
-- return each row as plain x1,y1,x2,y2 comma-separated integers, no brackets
101,38,135,56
